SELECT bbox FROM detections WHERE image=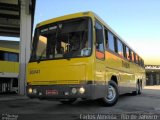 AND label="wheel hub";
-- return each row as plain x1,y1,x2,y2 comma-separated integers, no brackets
107,85,116,102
